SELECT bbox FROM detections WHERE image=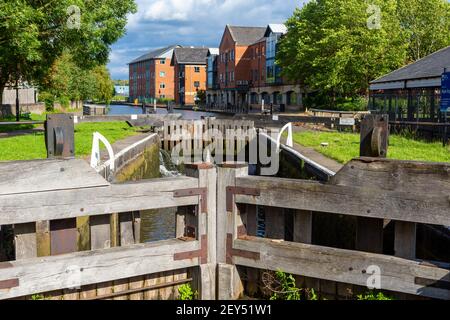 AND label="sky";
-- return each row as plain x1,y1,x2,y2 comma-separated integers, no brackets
107,0,307,80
